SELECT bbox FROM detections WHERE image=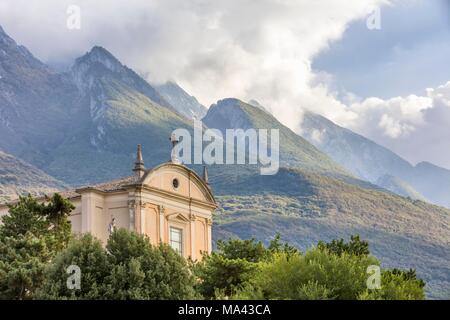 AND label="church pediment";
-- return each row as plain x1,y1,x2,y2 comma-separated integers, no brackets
167,212,190,223
140,163,215,205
